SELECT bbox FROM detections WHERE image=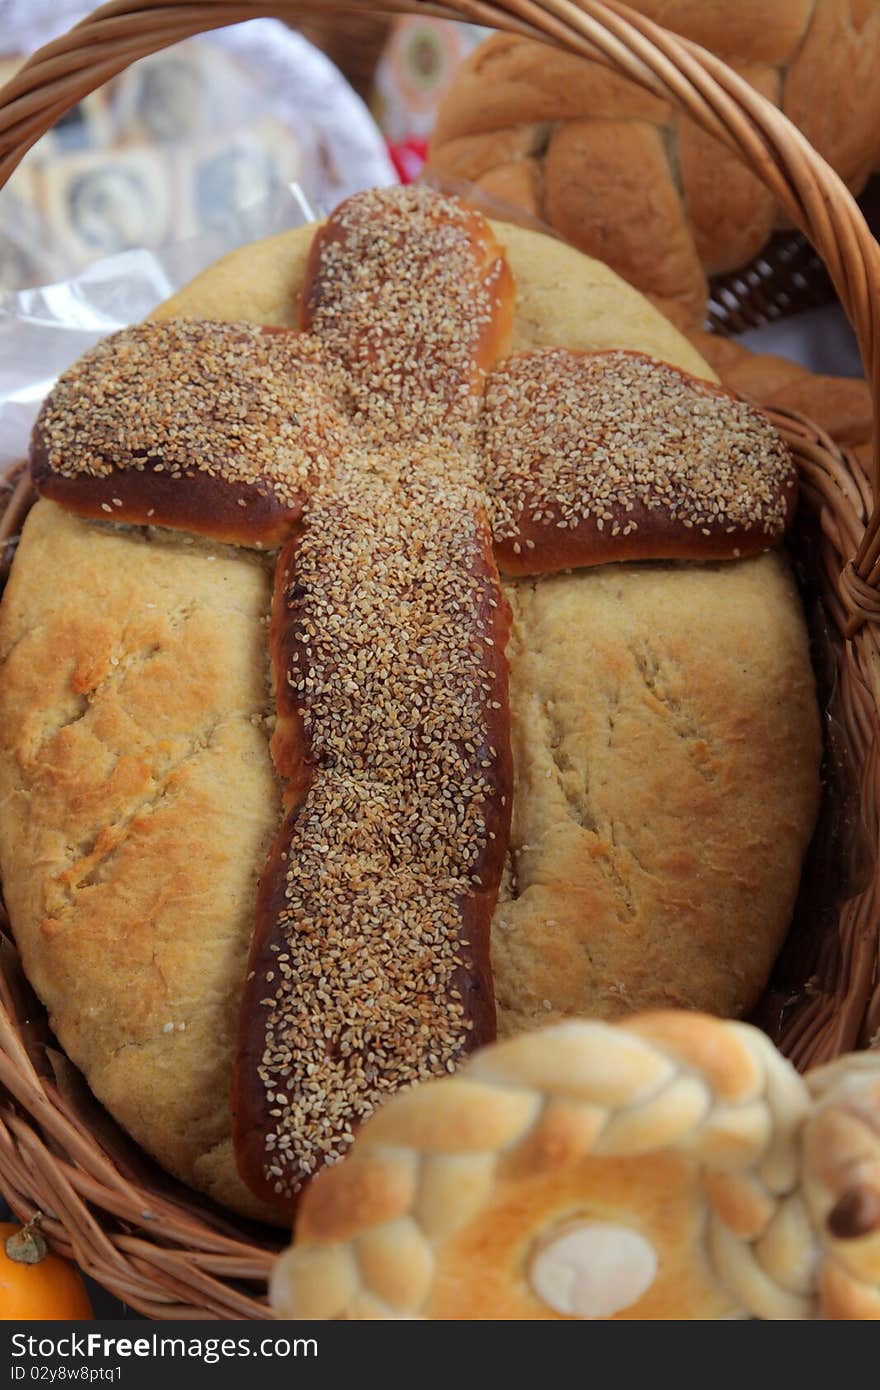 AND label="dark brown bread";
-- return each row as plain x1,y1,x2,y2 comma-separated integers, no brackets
483,348,796,576
30,321,352,547
234,504,512,1211
233,189,518,1211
